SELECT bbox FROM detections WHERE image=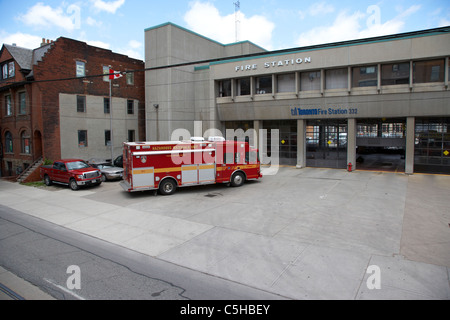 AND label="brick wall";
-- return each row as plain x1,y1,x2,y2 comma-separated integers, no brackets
33,37,145,161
